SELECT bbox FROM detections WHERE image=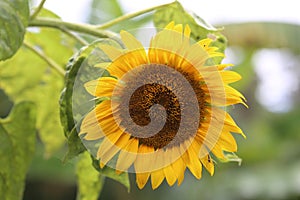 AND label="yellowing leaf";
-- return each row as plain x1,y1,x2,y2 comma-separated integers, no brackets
0,102,36,200
76,152,104,200
0,9,77,156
